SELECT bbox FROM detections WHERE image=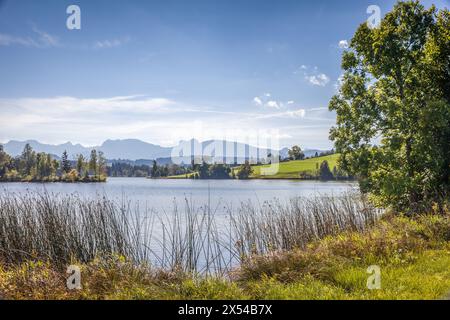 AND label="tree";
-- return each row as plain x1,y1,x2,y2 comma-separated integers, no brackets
0,145,11,178
76,154,85,175
97,151,107,176
319,161,334,181
199,161,210,179
209,164,231,179
151,160,159,178
47,154,56,177
37,153,52,178
61,150,71,173
237,161,253,180
329,1,450,212
89,150,98,176
288,145,305,161
20,143,36,176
